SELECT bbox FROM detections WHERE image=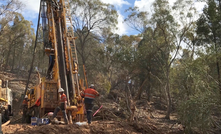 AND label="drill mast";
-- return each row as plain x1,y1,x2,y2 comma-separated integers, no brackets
27,0,84,122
